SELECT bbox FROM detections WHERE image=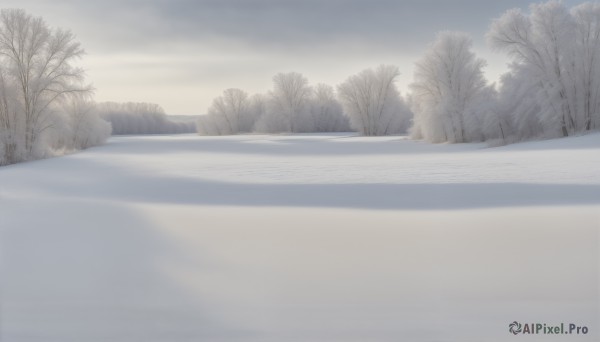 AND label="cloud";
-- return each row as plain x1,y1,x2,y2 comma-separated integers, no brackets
2,0,586,114
8,0,548,53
